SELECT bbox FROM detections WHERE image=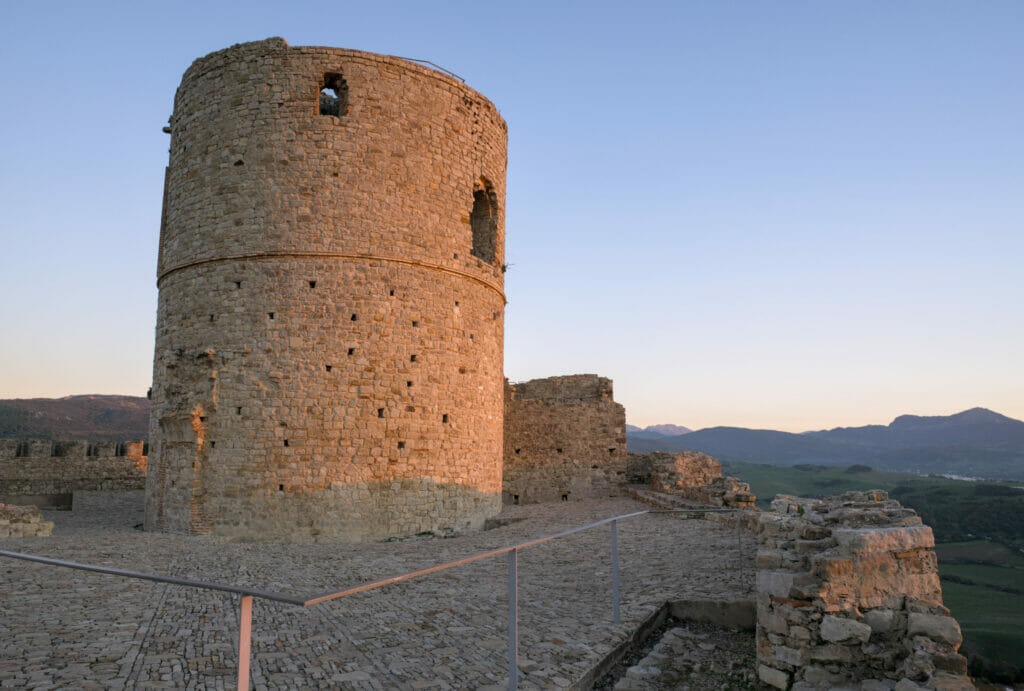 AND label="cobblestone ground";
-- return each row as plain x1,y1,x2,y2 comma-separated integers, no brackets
0,492,753,689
